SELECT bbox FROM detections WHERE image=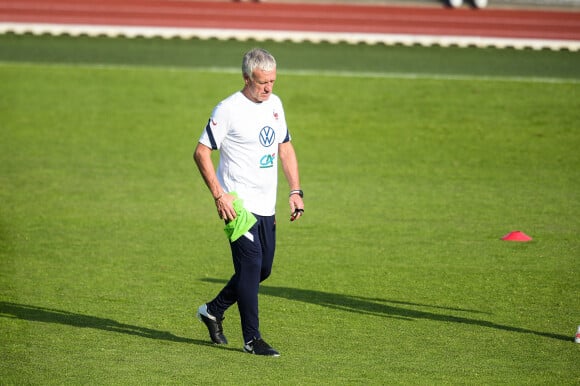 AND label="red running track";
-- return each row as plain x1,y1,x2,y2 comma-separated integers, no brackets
1,0,580,41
